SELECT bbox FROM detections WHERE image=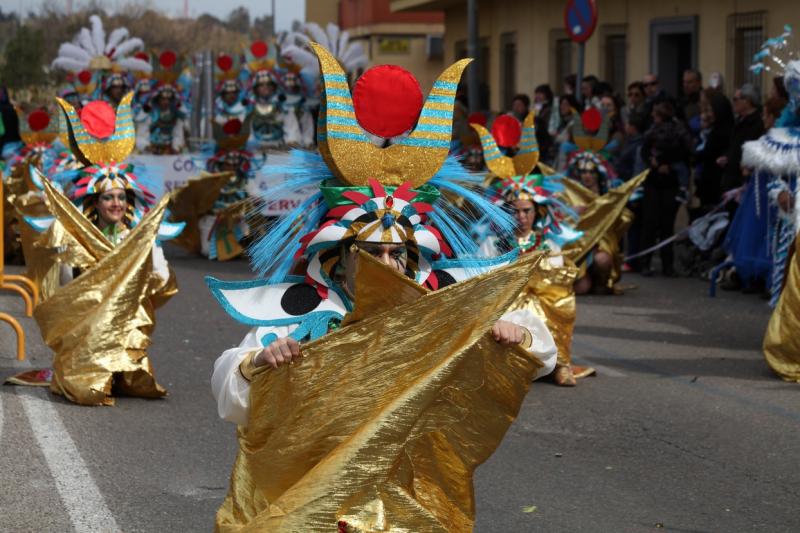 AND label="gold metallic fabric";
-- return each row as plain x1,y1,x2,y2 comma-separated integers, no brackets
558,171,647,288
511,255,579,366
763,237,800,382
169,172,232,253
32,179,174,405
216,252,546,532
